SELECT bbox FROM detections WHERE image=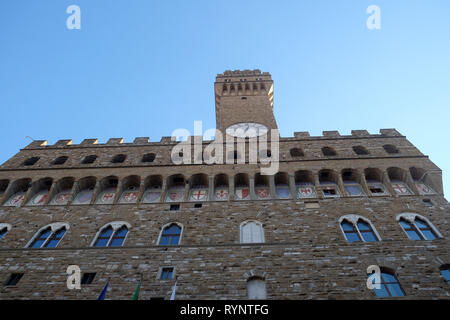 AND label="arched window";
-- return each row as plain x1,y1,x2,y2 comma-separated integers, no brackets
397,214,440,240
440,265,450,284
92,222,130,247
339,216,379,243
247,277,267,299
159,223,182,246
0,224,11,239
368,268,405,297
27,223,68,248
240,221,264,244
